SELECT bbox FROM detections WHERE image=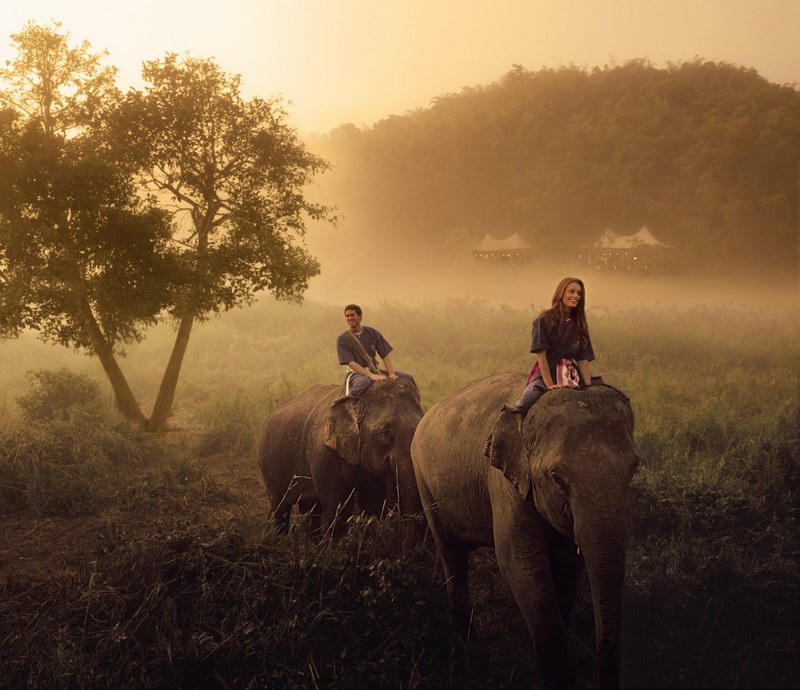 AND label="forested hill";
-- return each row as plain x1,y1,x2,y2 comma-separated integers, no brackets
318,60,799,272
